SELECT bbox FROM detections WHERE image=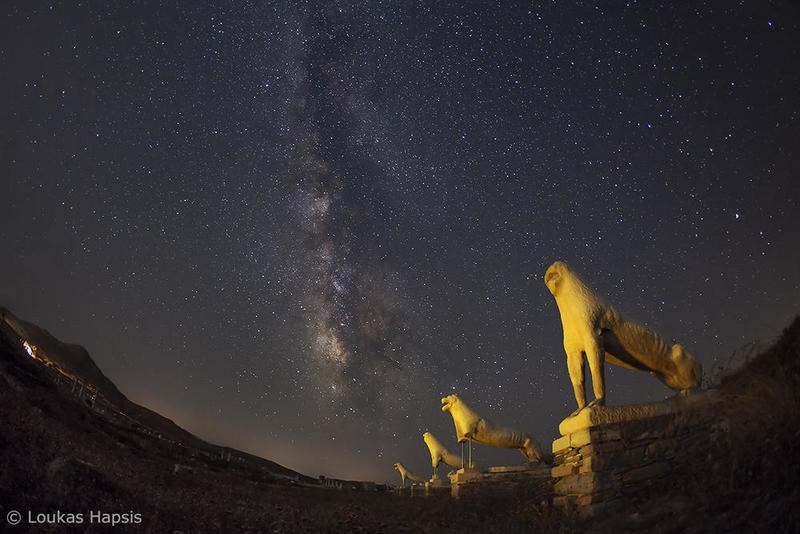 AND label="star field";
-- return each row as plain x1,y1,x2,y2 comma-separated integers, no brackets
1,1,798,482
